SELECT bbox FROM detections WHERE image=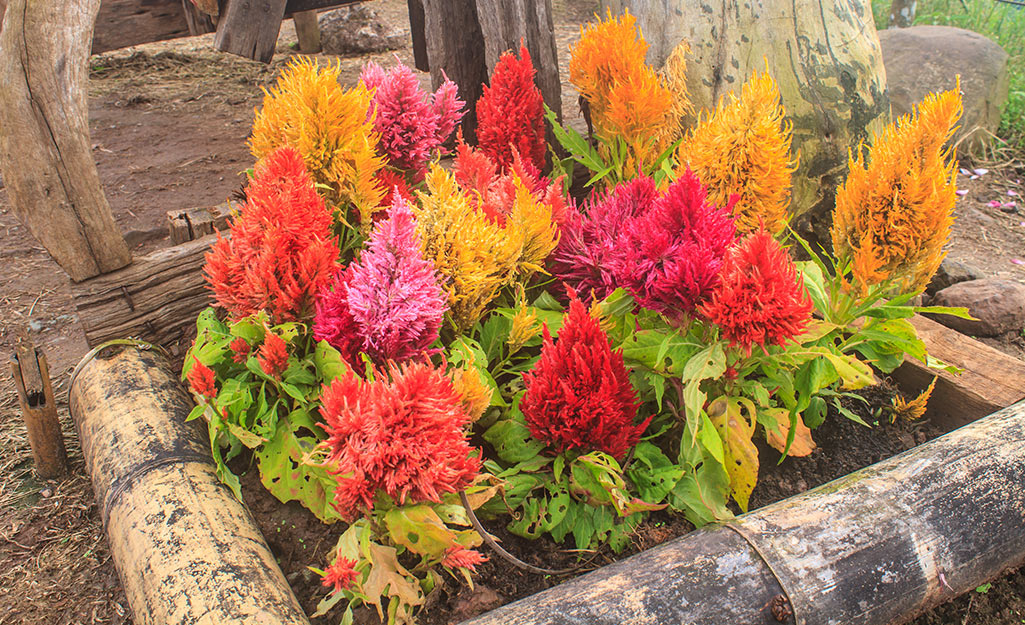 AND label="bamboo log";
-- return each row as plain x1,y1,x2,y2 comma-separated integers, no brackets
69,343,311,625
11,345,68,479
463,400,1025,625
0,0,132,282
